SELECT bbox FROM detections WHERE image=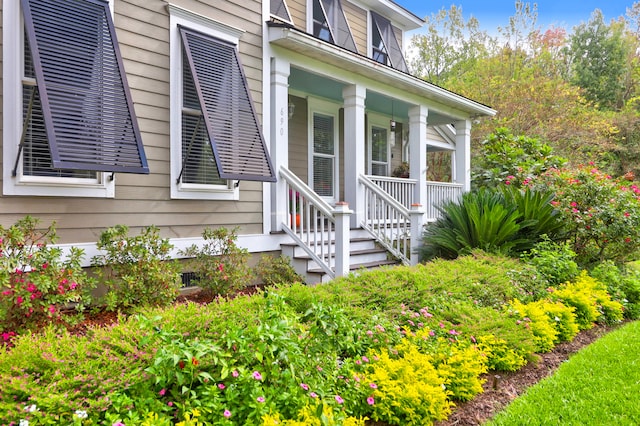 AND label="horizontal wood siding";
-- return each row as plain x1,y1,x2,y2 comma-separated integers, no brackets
0,0,267,243
288,95,308,183
287,0,306,31
343,1,367,56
